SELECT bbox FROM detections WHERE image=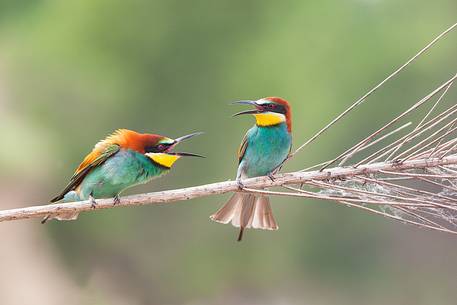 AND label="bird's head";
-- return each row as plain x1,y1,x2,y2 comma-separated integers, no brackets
141,132,205,168
233,97,292,132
